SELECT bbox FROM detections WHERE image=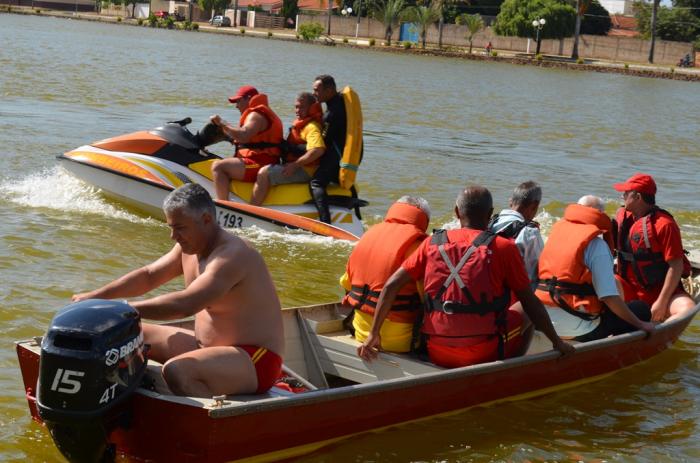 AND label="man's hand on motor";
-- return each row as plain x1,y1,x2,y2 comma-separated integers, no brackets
357,333,381,361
